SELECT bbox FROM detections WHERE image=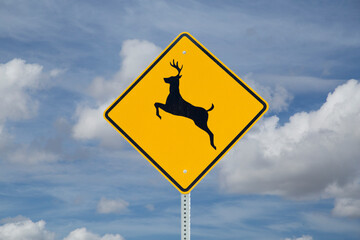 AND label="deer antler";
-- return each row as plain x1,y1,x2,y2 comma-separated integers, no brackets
170,59,183,76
